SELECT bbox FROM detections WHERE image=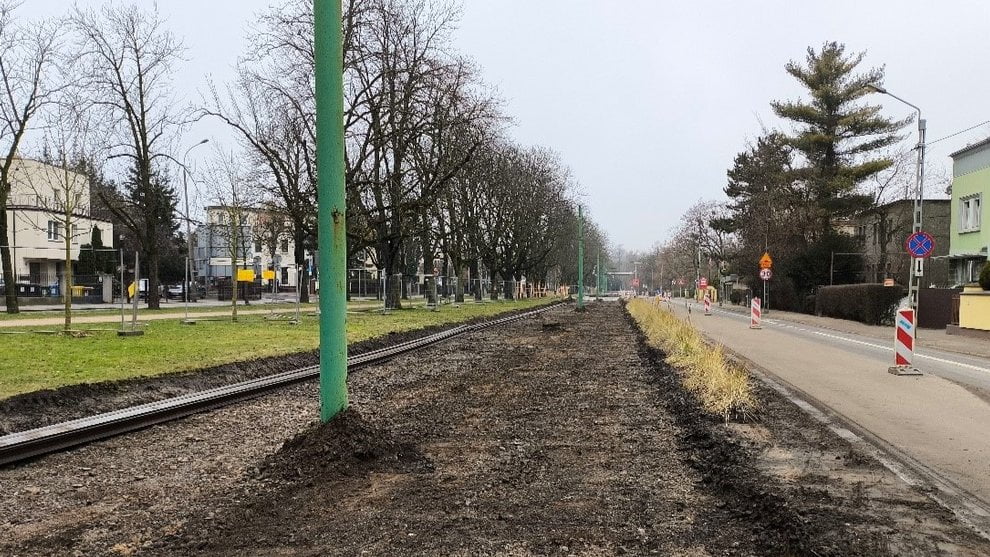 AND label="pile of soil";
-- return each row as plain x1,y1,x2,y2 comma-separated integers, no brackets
255,408,432,481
